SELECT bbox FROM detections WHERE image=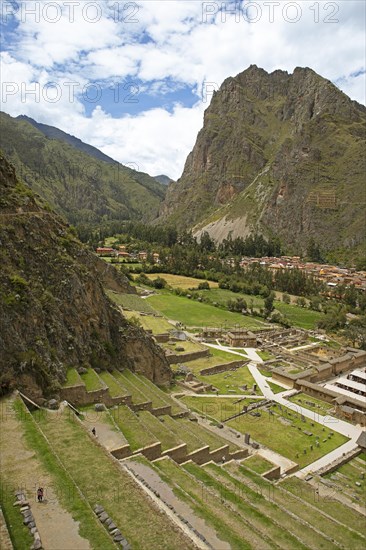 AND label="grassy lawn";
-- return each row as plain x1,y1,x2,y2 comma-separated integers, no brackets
267,381,287,394
224,403,348,467
31,406,194,549
106,290,157,313
286,393,335,415
98,371,126,397
181,396,262,422
79,368,104,391
123,311,172,333
243,455,274,474
174,353,241,374
209,346,249,361
198,365,257,395
257,350,275,361
162,339,206,354
144,273,219,289
147,292,263,328
63,367,82,387
111,406,158,451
